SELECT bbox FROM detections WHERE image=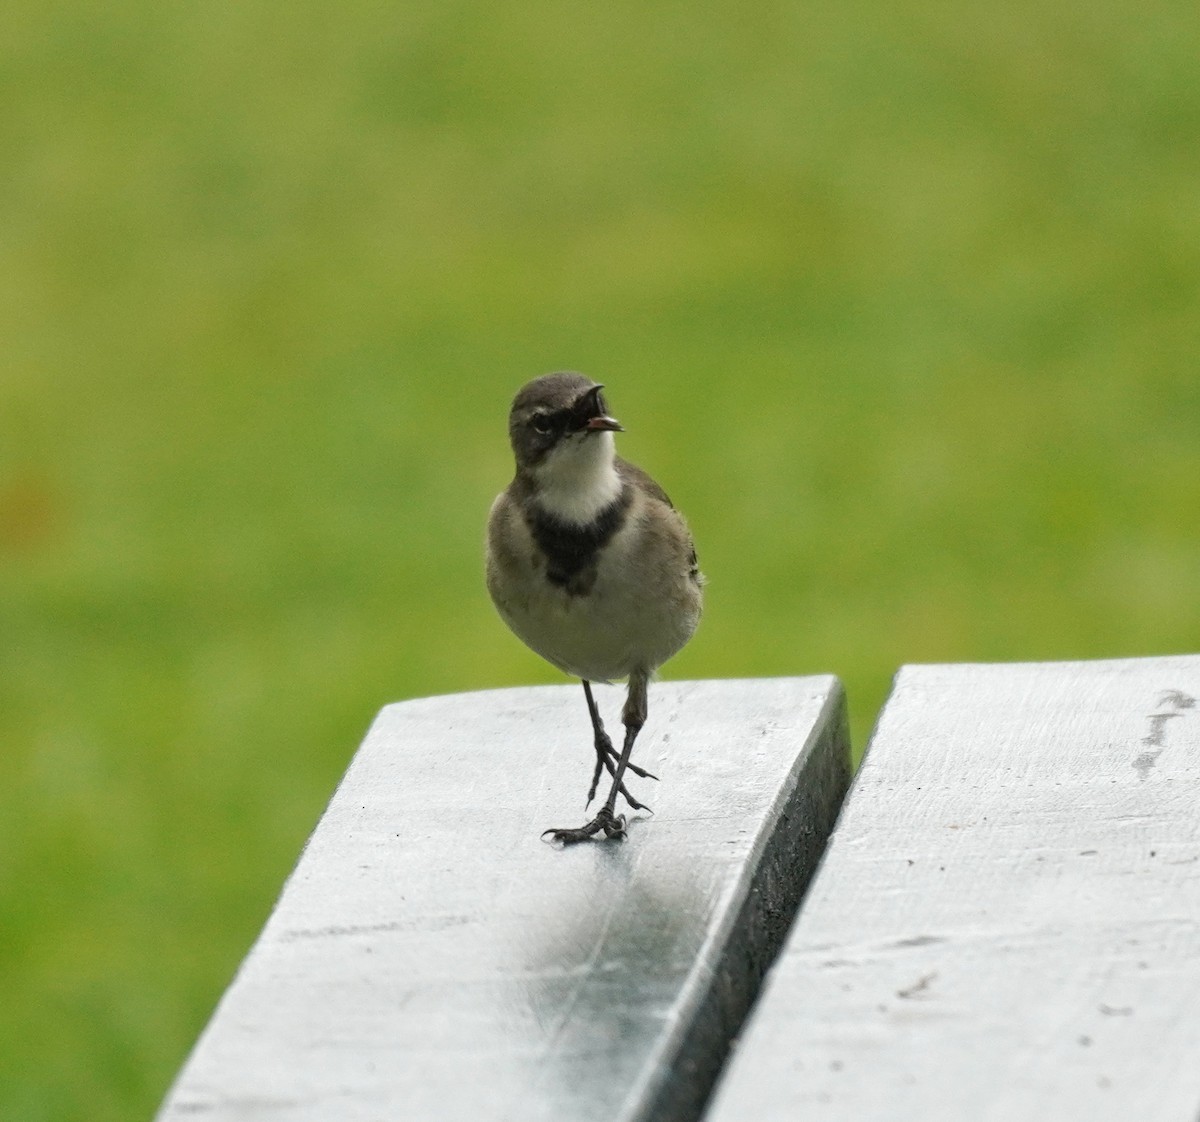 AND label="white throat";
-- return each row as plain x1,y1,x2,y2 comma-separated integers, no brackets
532,431,622,525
